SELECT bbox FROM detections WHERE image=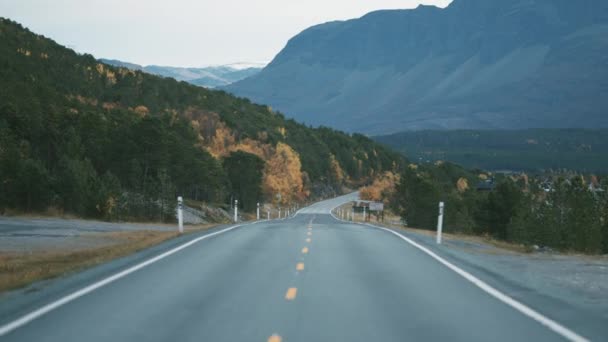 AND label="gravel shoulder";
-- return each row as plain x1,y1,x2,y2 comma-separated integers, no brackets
403,227,608,309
